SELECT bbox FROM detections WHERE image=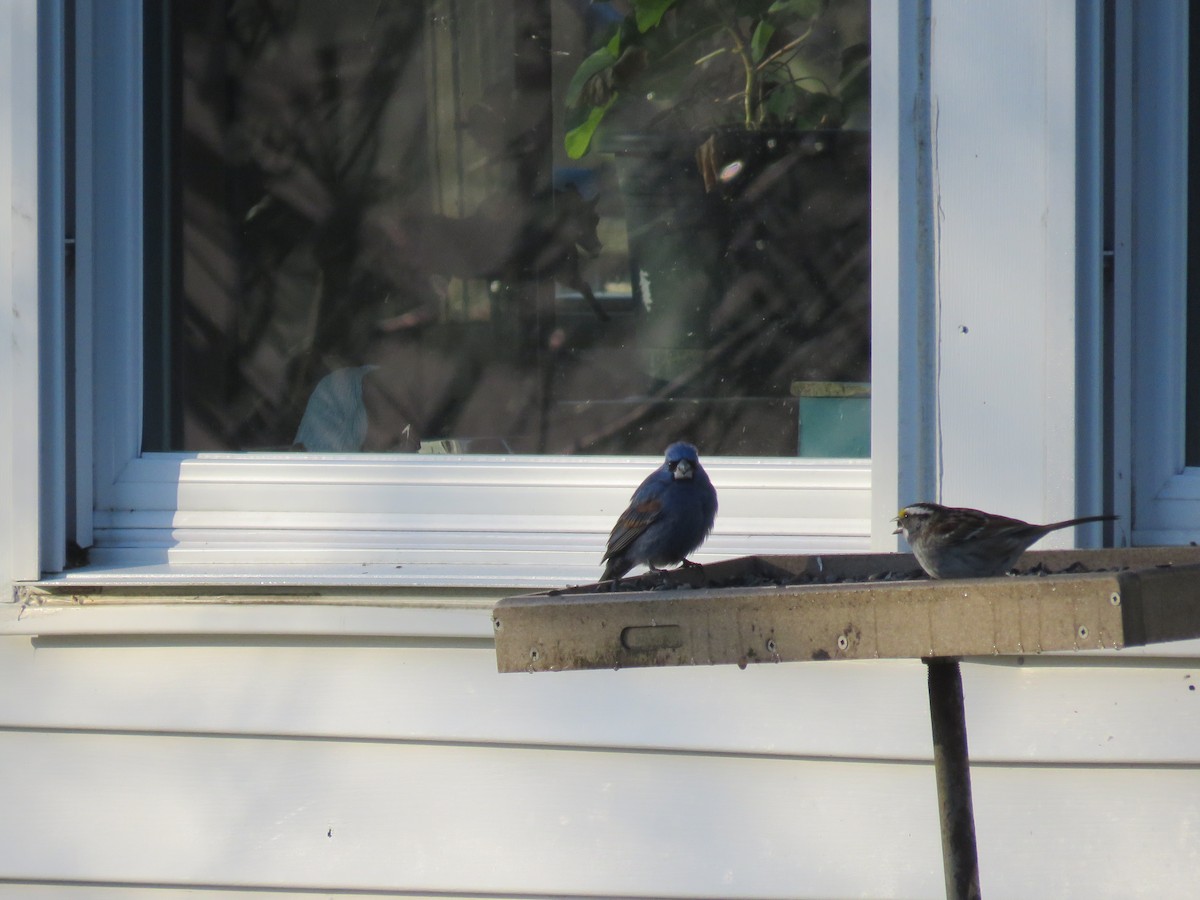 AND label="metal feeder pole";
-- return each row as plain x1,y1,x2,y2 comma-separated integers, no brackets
924,657,982,900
